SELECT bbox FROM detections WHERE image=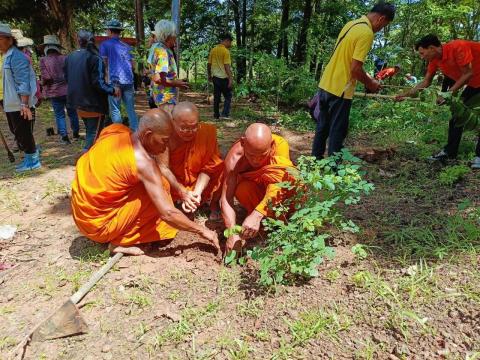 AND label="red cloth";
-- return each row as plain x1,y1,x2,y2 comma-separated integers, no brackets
427,40,480,88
